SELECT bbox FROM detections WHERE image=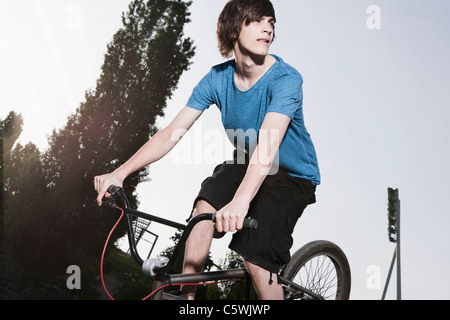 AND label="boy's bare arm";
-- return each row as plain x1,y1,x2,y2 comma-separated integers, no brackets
215,112,291,232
